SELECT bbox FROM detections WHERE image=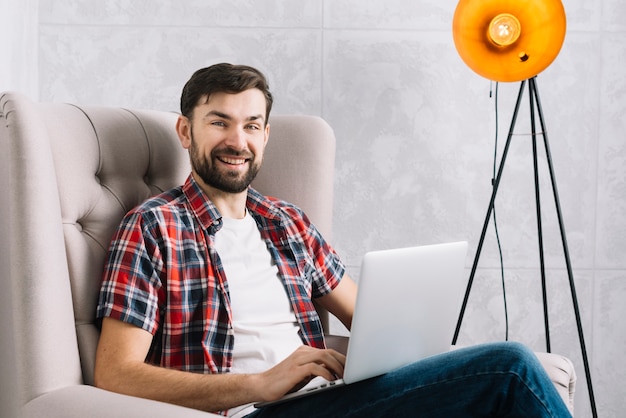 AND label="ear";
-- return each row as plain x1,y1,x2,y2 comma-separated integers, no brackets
263,123,270,147
176,115,192,149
